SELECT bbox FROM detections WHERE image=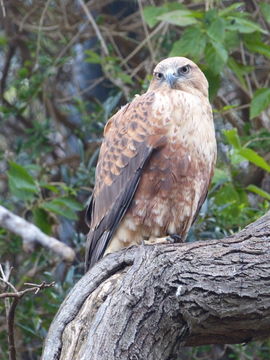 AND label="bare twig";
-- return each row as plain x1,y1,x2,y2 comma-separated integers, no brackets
0,44,16,97
130,60,146,79
0,264,16,294
214,95,245,133
225,68,251,99
138,0,156,63
56,77,105,103
217,103,250,115
0,267,55,360
0,263,13,330
19,4,39,32
152,22,169,60
7,297,18,360
0,281,55,299
0,0,6,17
54,25,86,65
120,21,165,67
13,21,59,32
244,137,270,148
264,72,270,88
0,205,75,262
35,0,52,68
104,28,133,74
78,0,109,56
240,41,253,97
